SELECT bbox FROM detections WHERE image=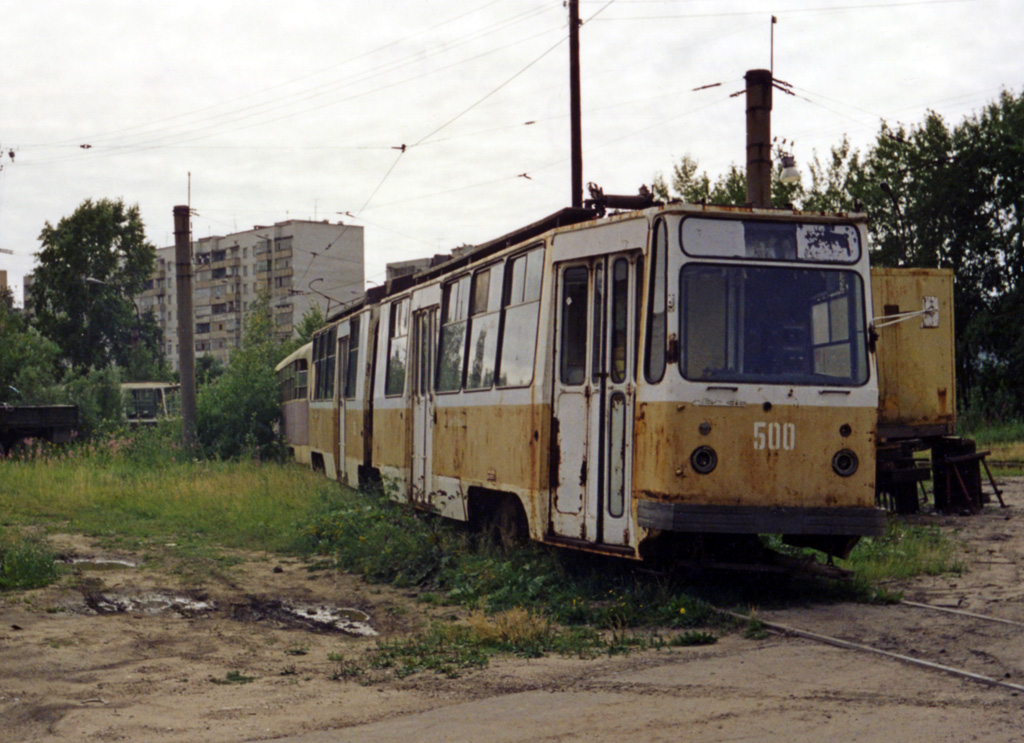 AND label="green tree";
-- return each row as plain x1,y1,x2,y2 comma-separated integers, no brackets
295,301,325,345
0,299,61,403
196,292,285,459
653,152,800,208
32,198,159,371
195,354,226,387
